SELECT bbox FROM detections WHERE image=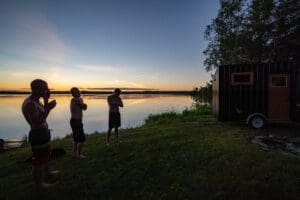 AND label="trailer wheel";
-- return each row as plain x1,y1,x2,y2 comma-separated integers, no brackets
248,115,266,129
